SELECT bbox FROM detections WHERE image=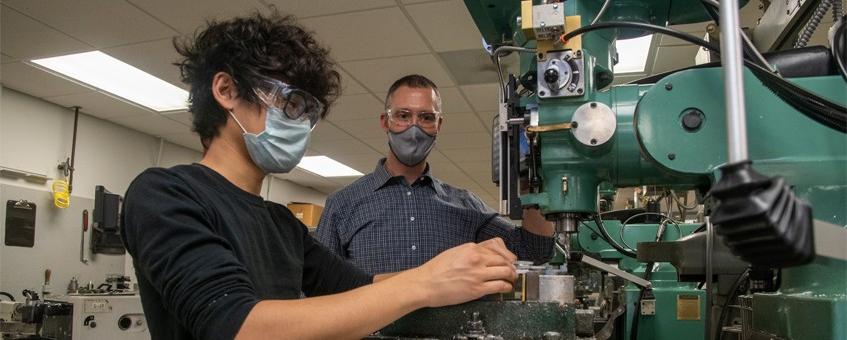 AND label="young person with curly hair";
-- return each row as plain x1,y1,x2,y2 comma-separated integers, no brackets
120,12,517,340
